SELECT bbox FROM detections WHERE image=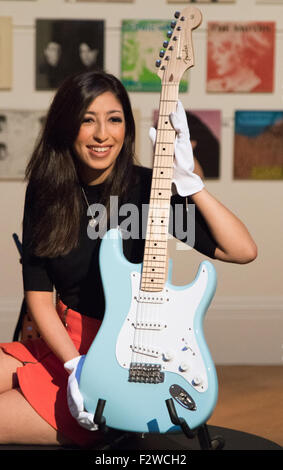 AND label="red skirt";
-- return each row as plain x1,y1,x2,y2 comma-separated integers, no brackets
0,301,103,447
